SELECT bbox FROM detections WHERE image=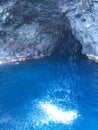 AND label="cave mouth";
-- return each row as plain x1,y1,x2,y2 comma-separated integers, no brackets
52,30,83,59
0,11,98,129
0,0,84,64
0,1,98,130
